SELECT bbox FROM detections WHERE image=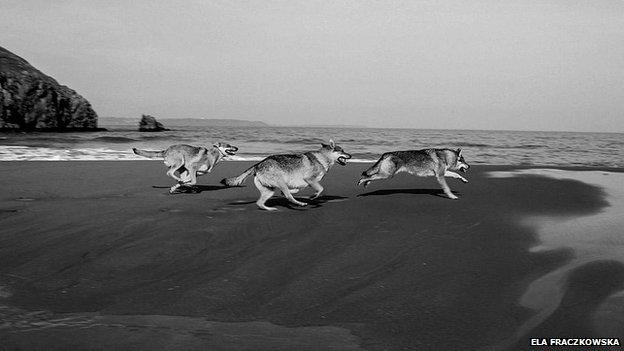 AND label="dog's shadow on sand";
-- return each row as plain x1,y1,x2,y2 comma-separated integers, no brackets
152,185,228,193
357,188,459,199
228,195,348,210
